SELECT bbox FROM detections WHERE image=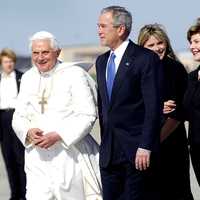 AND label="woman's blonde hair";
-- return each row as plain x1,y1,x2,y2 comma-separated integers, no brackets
138,23,177,60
